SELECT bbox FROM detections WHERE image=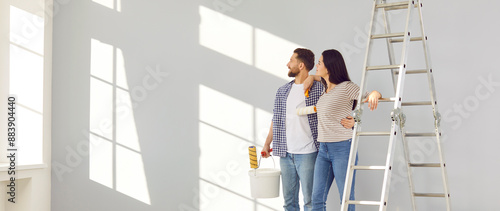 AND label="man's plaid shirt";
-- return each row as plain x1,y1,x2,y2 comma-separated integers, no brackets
272,80,324,157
